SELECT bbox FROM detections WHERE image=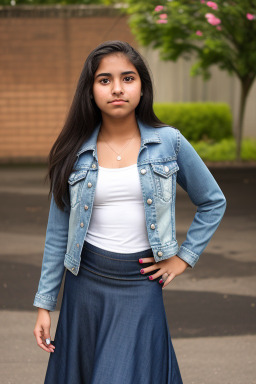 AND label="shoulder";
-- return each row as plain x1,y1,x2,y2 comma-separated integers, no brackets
156,124,179,138
155,125,181,157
